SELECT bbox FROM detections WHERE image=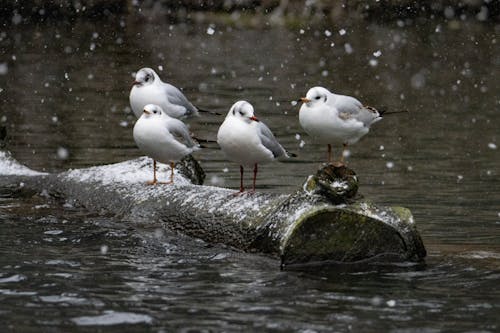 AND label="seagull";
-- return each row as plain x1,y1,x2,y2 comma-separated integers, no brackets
133,104,201,185
299,86,383,165
217,100,294,193
129,67,219,119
